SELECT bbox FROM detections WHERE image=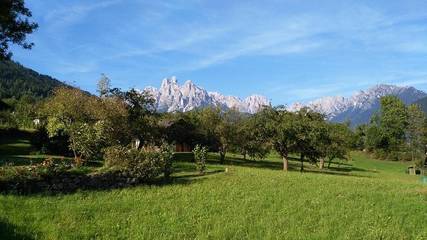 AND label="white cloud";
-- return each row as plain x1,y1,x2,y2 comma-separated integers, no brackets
44,0,121,31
